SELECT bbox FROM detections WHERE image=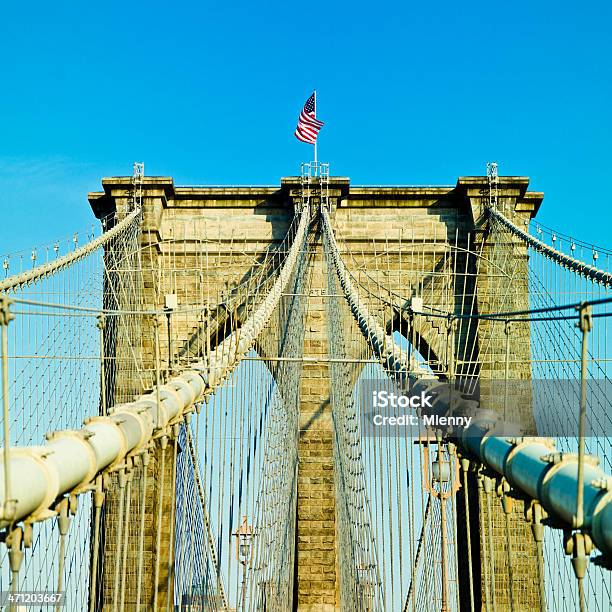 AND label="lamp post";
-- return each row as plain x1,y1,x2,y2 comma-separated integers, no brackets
233,515,254,611
423,434,460,612
356,563,376,610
